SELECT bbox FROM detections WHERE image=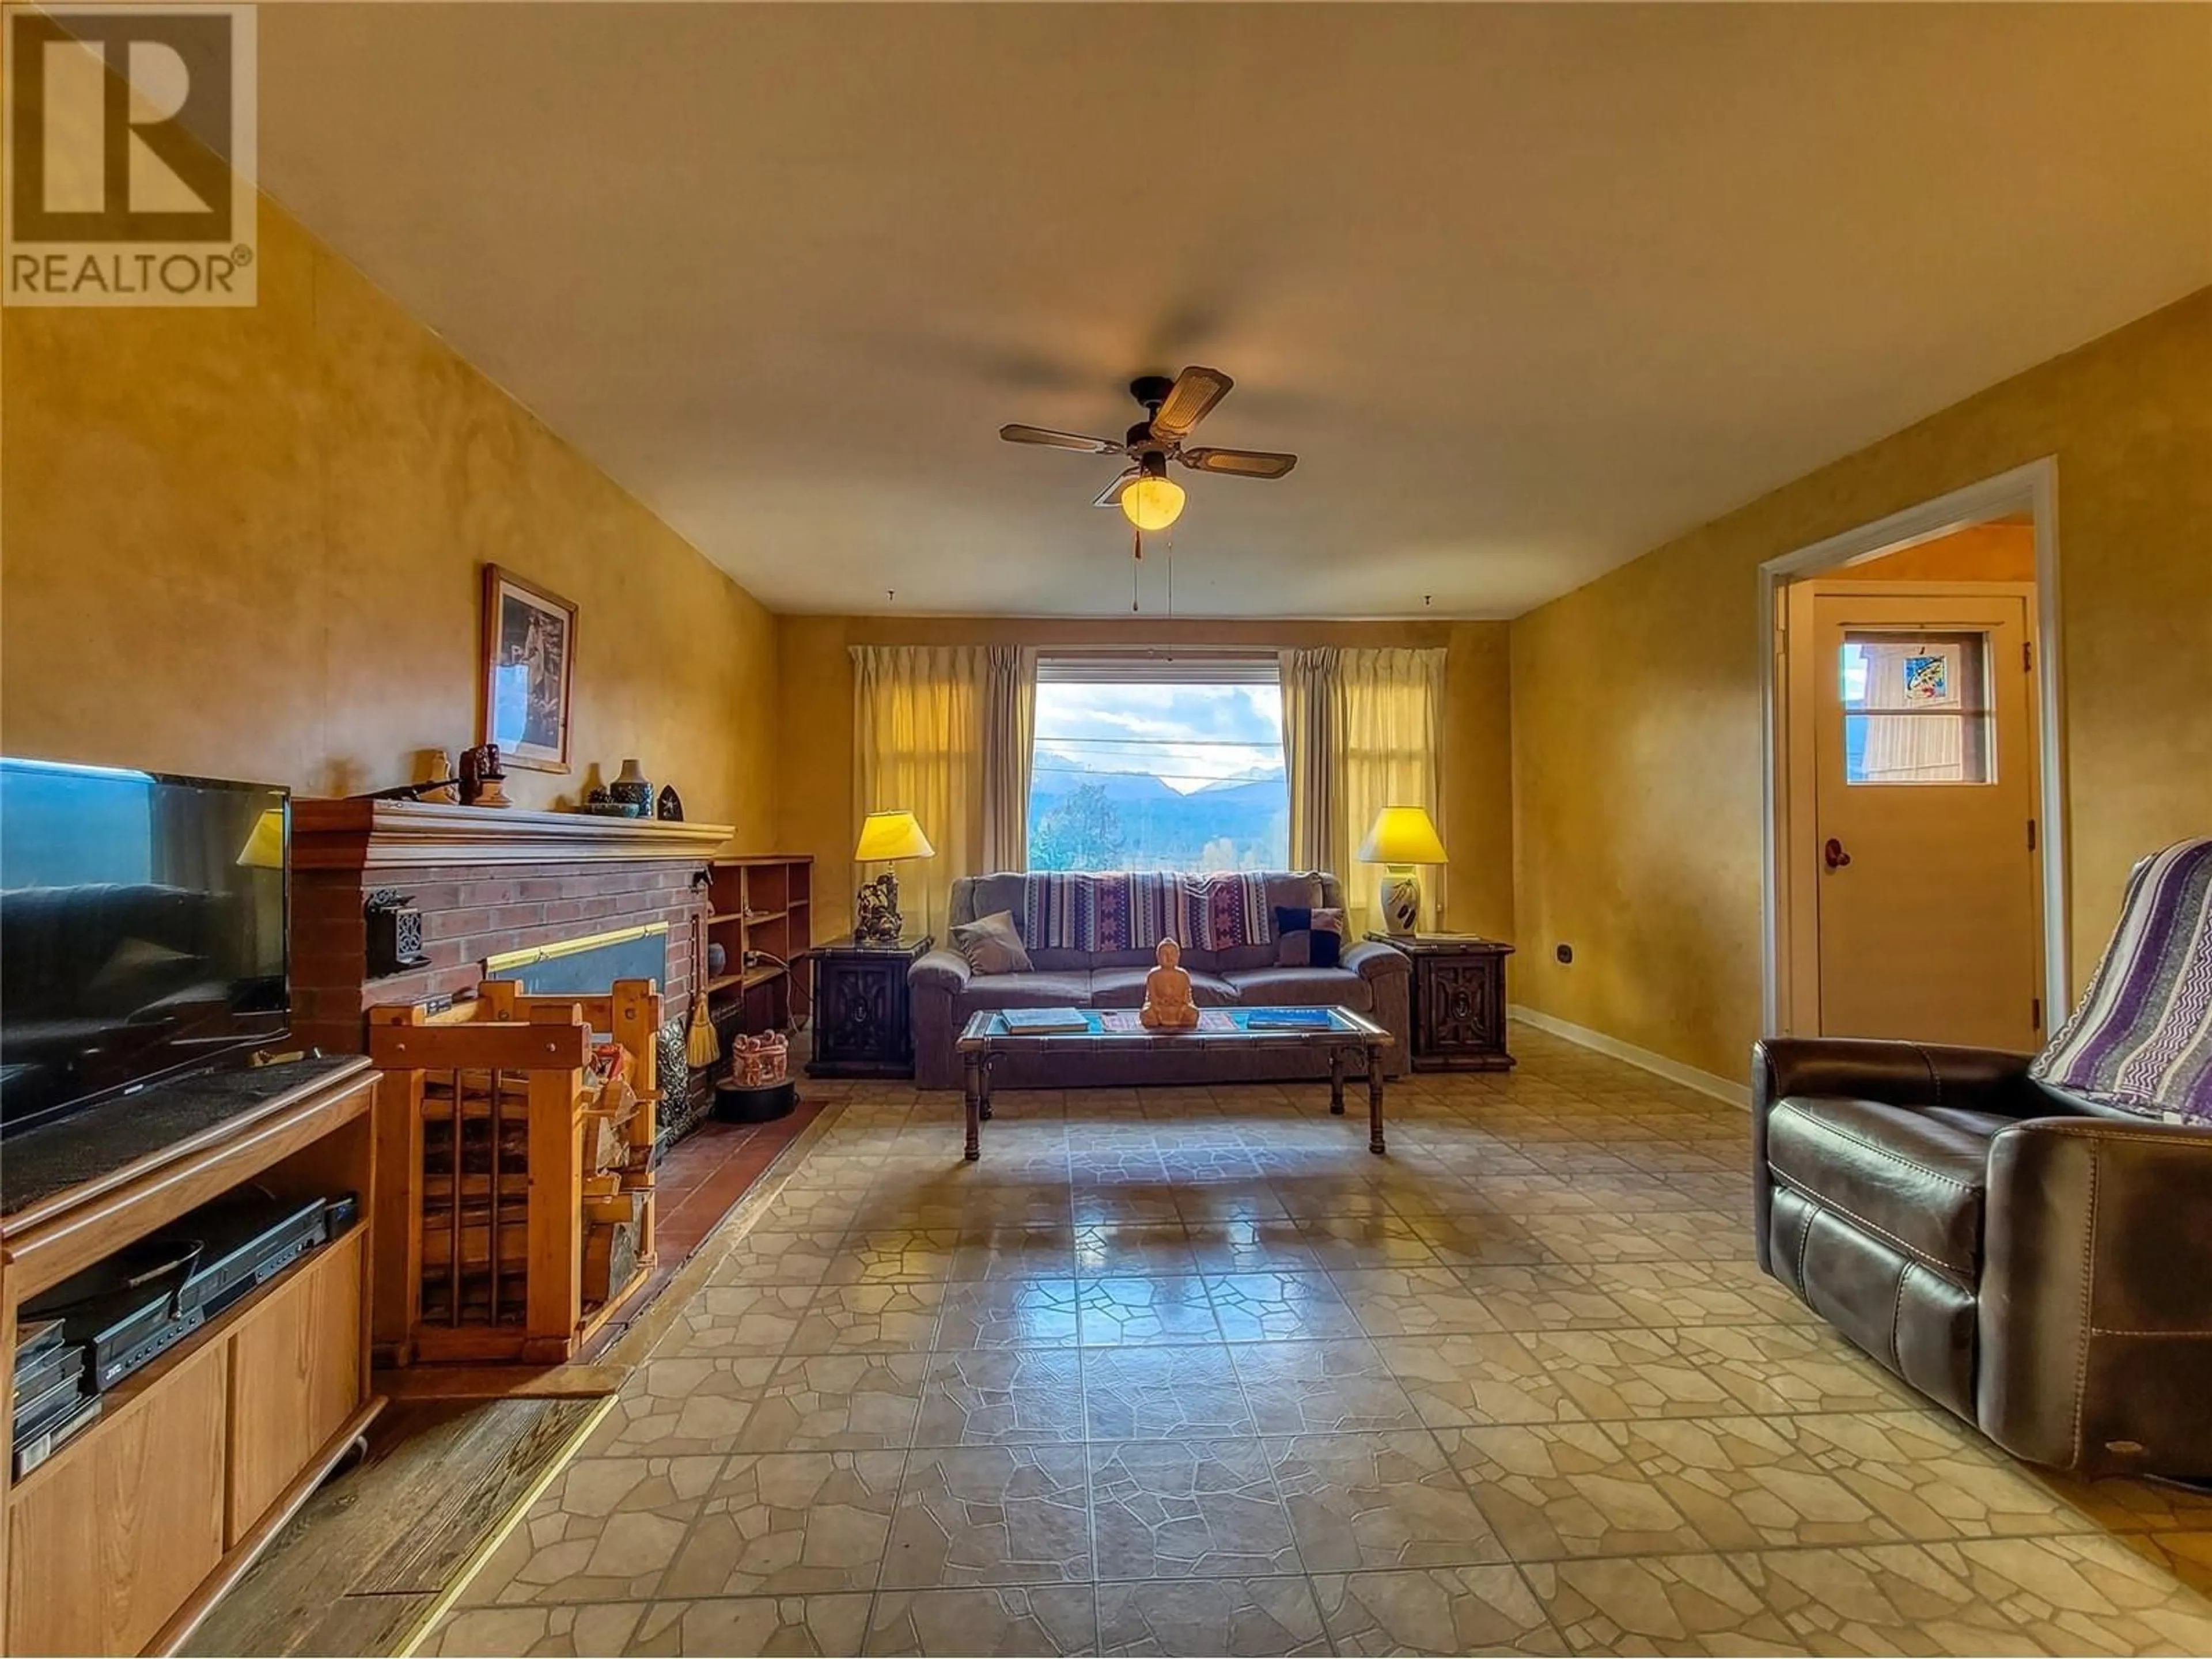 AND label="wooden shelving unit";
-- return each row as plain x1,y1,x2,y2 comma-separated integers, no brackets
705,857,813,1034
0,1060,383,1656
